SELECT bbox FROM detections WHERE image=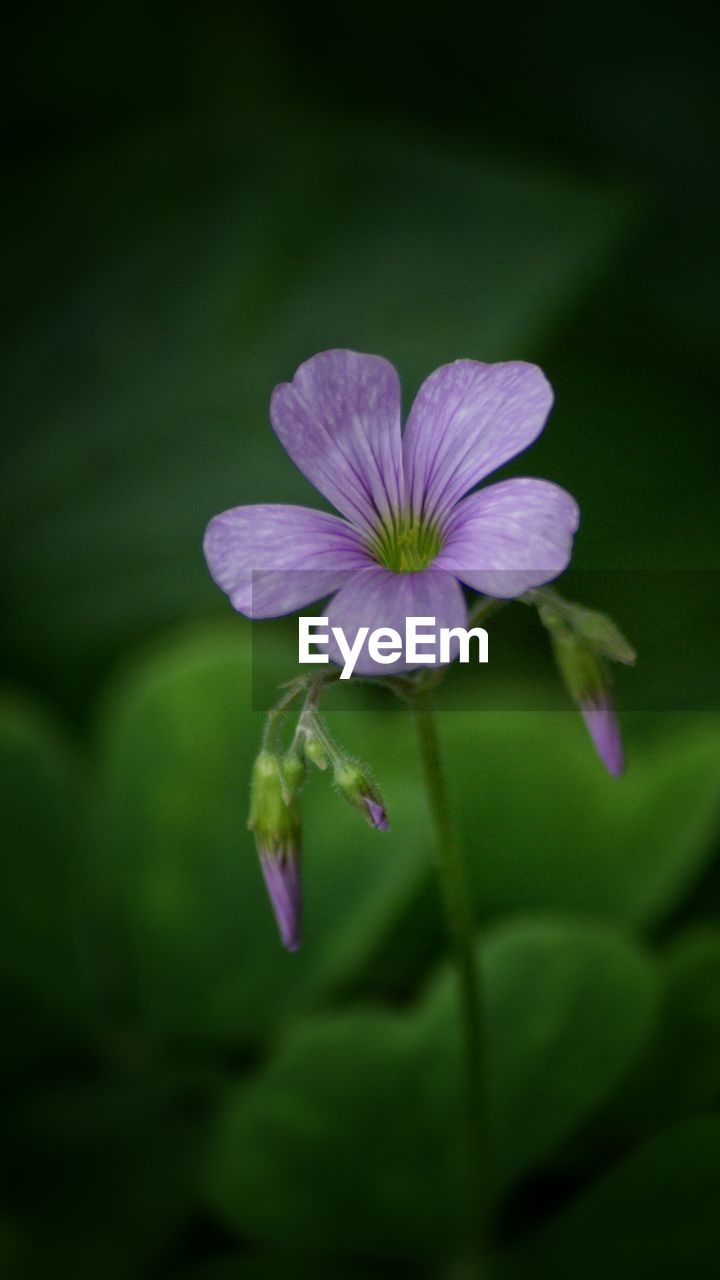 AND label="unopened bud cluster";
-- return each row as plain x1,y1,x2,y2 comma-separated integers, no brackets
248,695,389,951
